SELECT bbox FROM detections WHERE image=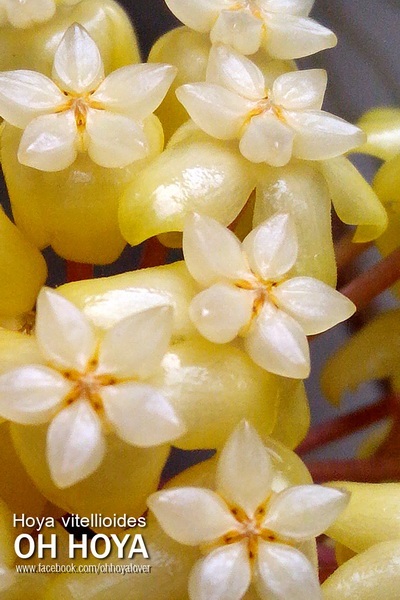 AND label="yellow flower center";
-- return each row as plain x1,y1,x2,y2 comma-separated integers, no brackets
62,360,116,414
202,498,292,562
